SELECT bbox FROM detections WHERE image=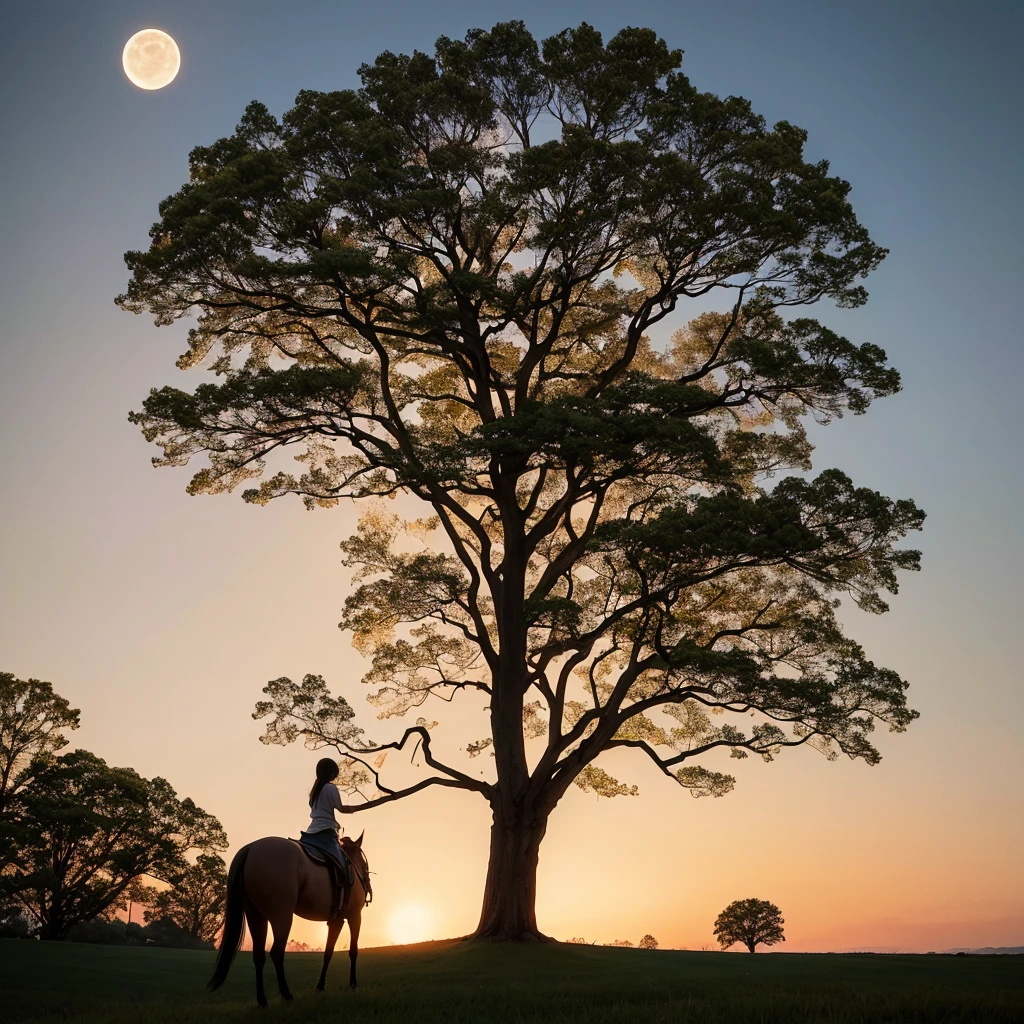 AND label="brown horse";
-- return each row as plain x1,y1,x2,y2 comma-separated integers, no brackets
208,833,370,1006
